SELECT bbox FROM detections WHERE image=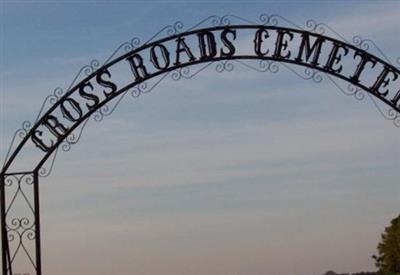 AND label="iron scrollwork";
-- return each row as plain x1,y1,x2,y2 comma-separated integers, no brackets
2,14,400,275
2,173,40,275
